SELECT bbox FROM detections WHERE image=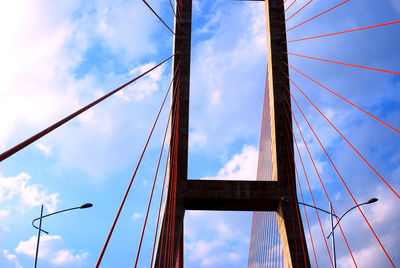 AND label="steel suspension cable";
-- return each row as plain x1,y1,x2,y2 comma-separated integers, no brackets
150,69,181,268
284,0,350,33
283,87,356,267
0,55,173,163
286,75,395,267
294,161,319,268
134,63,181,268
293,112,358,267
280,92,328,267
283,0,297,14
143,0,175,35
285,52,400,75
286,20,400,42
95,60,176,268
284,62,400,134
285,72,400,199
283,0,314,24
280,116,306,267
282,82,358,266
150,142,170,268
267,213,272,267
